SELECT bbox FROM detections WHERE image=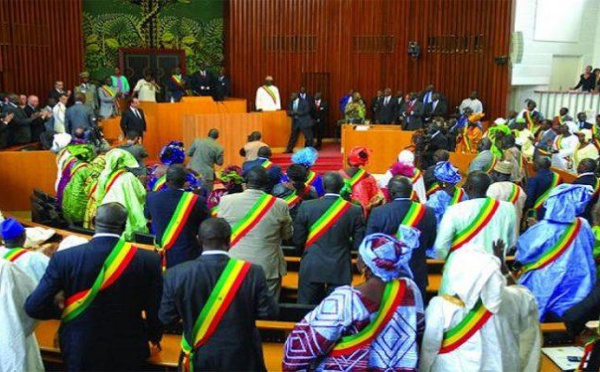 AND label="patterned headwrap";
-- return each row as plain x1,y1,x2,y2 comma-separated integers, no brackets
390,162,415,178
348,147,371,167
544,184,593,223
358,231,420,282
433,161,461,184
292,147,319,167
219,165,244,191
159,141,185,165
468,113,485,123
186,171,202,190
